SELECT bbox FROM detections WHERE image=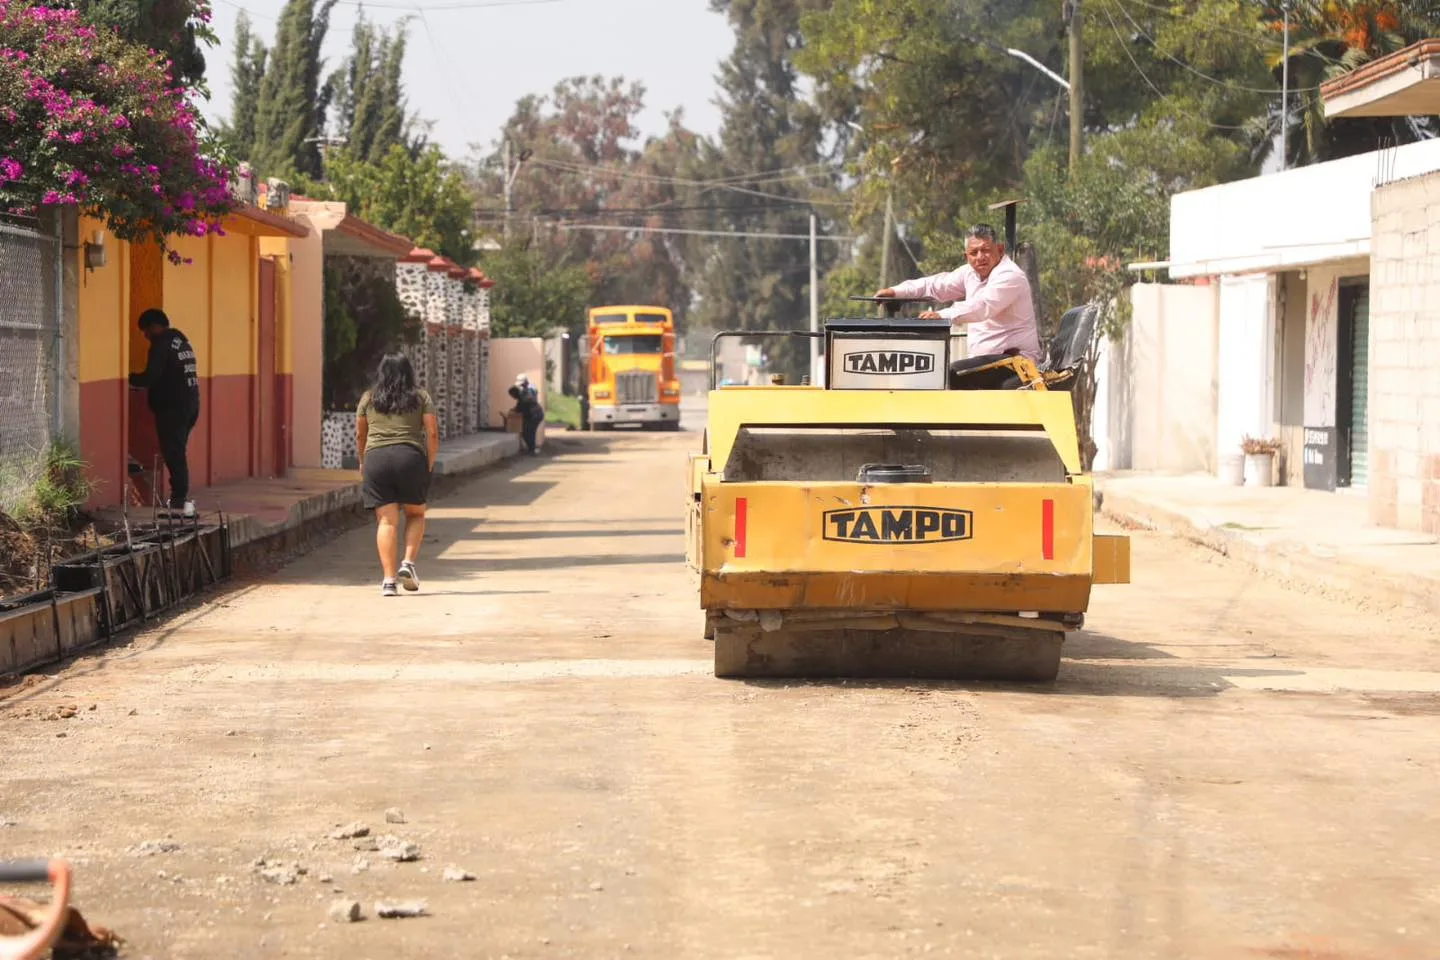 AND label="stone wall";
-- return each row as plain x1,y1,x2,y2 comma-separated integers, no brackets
321,257,493,470
1369,173,1440,533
